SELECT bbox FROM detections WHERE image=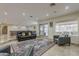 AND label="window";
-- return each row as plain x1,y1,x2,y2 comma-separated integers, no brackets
39,24,48,36
55,21,78,36
40,25,44,36
44,24,48,36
